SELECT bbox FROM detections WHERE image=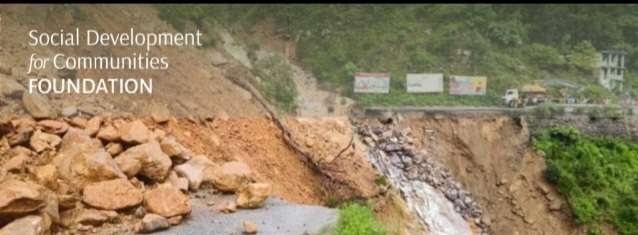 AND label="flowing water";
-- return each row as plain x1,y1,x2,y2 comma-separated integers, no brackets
367,149,474,235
